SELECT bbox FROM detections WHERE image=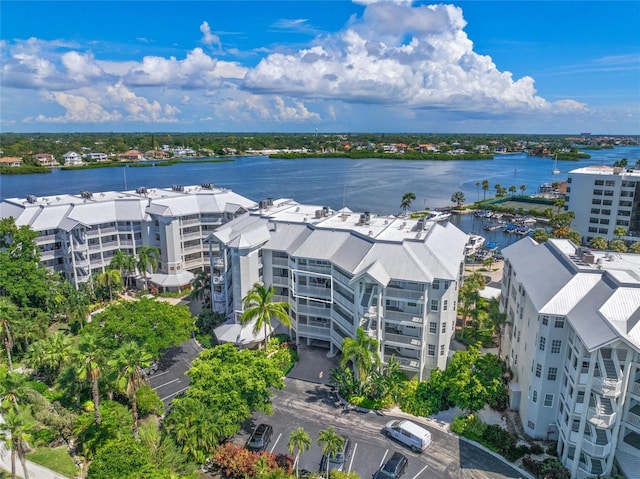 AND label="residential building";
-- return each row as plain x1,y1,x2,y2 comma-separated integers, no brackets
118,149,143,161
62,151,82,165
209,200,468,380
33,153,57,166
501,237,640,479
566,165,640,243
85,152,109,162
0,184,256,290
0,157,23,167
